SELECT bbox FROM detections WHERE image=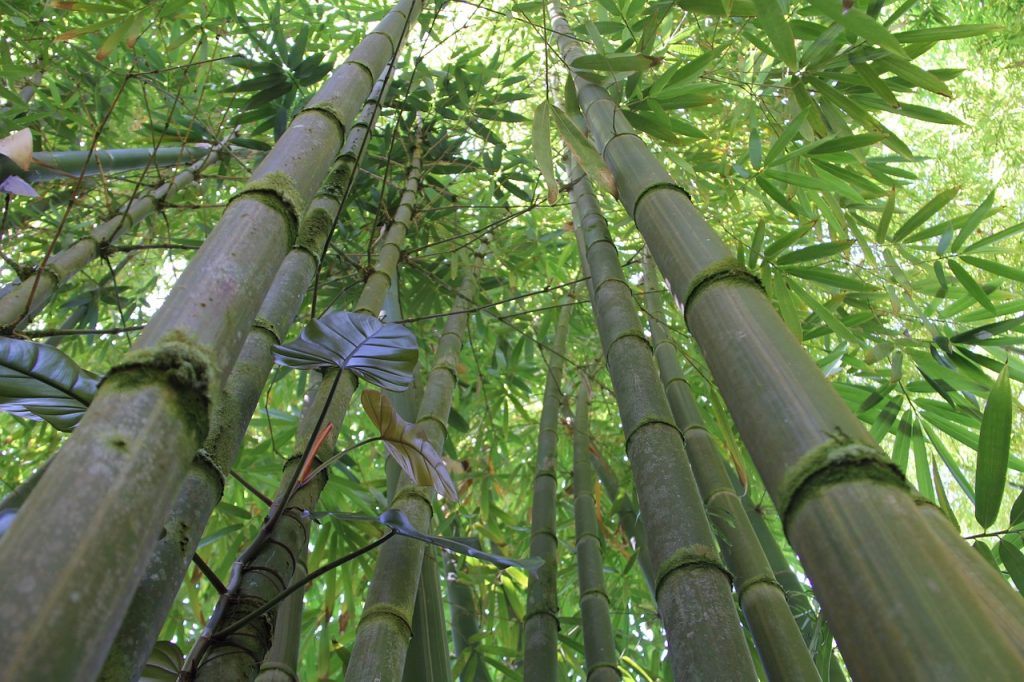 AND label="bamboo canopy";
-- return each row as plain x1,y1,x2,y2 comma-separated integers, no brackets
550,0,1024,676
